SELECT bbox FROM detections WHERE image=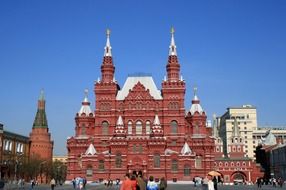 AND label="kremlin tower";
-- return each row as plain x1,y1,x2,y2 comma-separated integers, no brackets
29,90,53,161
